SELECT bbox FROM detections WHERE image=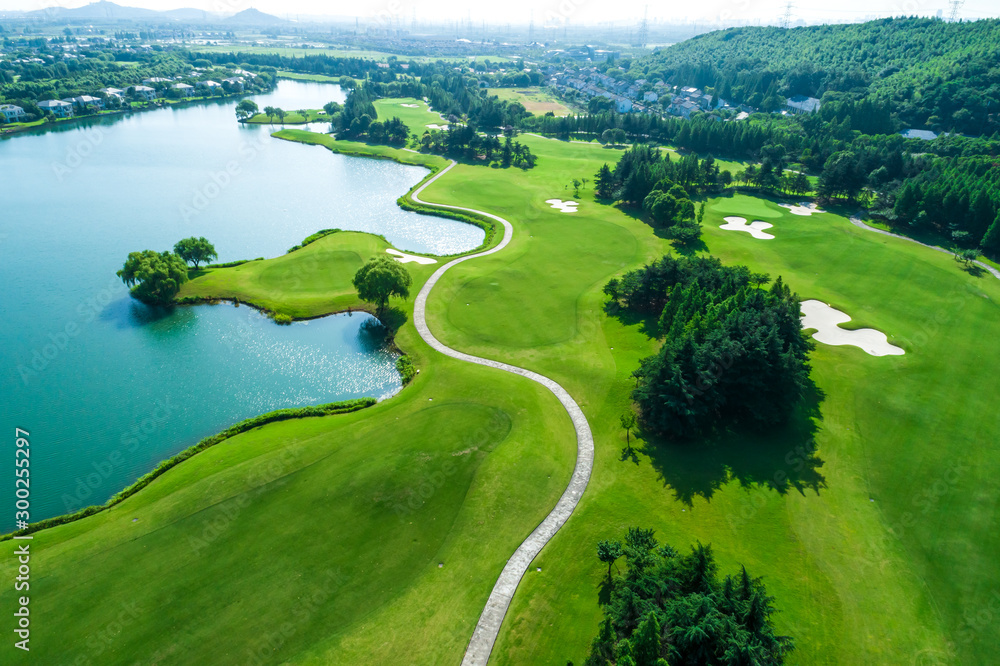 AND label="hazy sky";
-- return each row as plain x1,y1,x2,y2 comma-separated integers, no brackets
1,0,997,25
